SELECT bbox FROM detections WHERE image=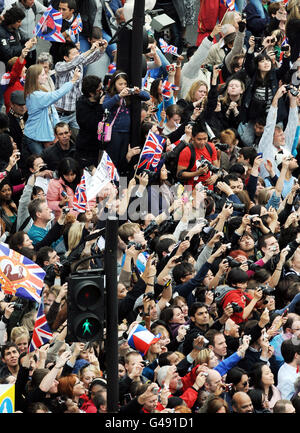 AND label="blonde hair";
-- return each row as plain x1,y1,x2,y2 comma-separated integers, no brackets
66,221,85,256
221,11,240,27
79,364,102,380
194,348,211,365
185,80,208,103
257,187,275,205
219,79,245,106
10,326,30,342
220,129,237,145
24,64,48,99
287,0,300,21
